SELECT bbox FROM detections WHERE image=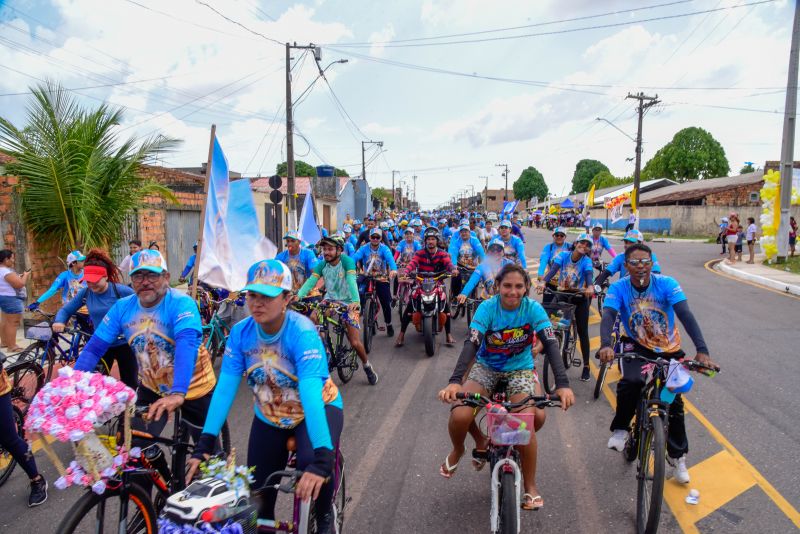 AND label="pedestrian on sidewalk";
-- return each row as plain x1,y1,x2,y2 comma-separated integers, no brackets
718,217,729,255
726,214,740,264
790,216,797,257
0,249,30,353
735,225,744,262
745,217,757,264
625,209,636,232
